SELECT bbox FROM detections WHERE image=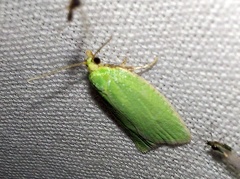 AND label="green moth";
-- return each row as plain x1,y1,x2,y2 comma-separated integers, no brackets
28,39,191,153
206,141,240,172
